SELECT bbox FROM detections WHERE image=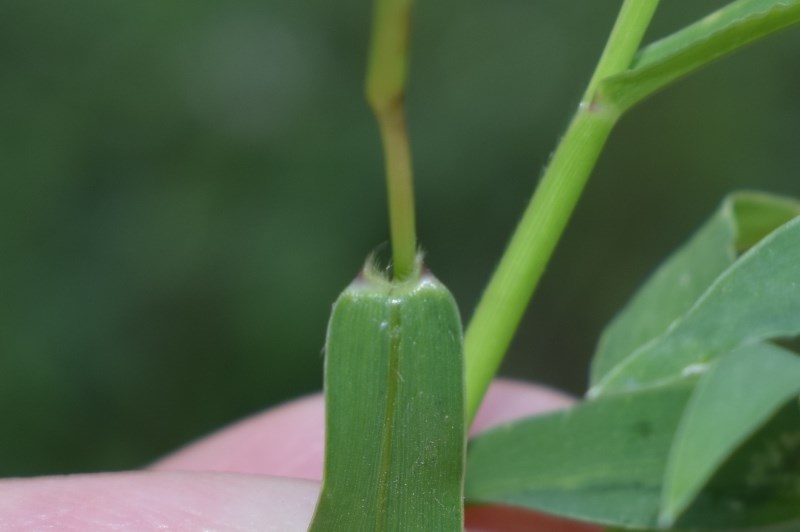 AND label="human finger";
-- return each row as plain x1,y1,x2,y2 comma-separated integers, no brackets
0,471,318,531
